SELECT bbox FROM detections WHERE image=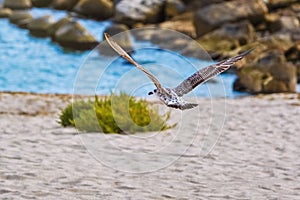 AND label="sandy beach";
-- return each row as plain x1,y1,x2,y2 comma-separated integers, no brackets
0,92,300,199
1,0,300,199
